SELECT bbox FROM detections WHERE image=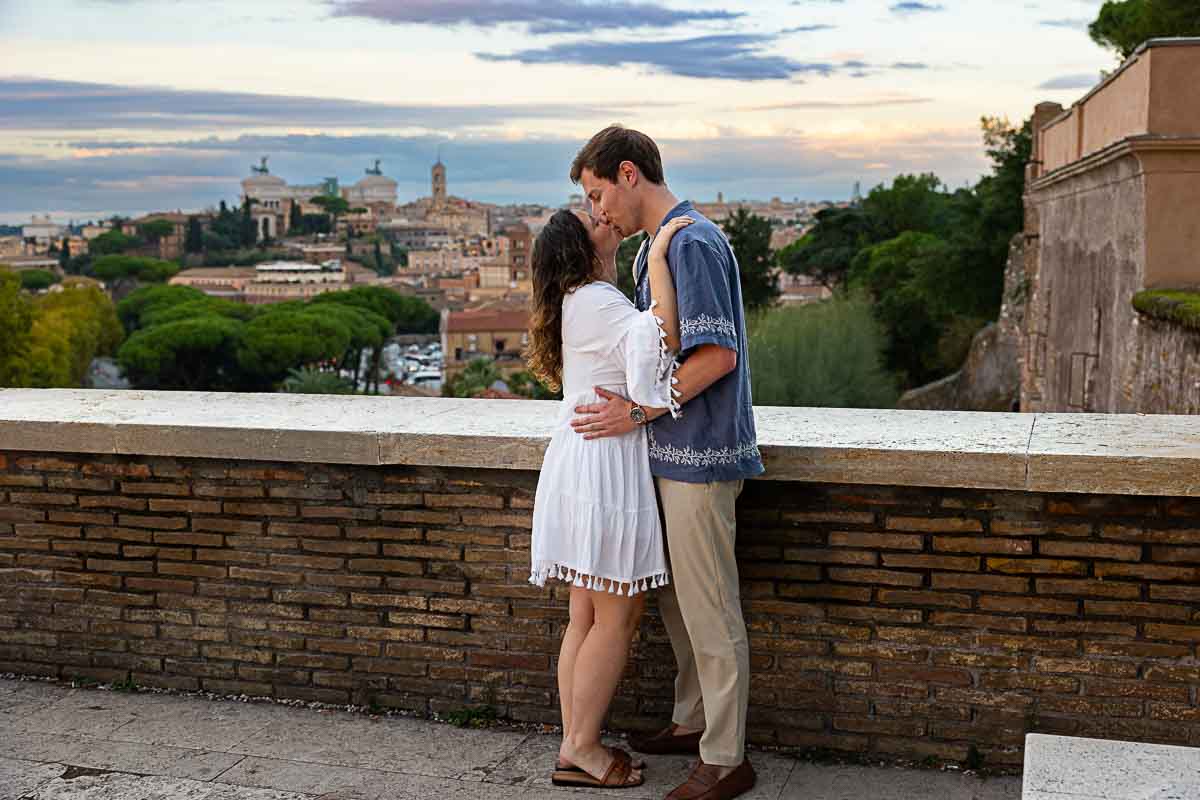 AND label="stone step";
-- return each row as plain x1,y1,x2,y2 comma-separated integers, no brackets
1022,733,1200,799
